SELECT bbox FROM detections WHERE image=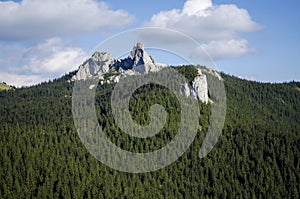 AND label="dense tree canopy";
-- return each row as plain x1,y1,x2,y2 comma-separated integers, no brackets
0,66,299,198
